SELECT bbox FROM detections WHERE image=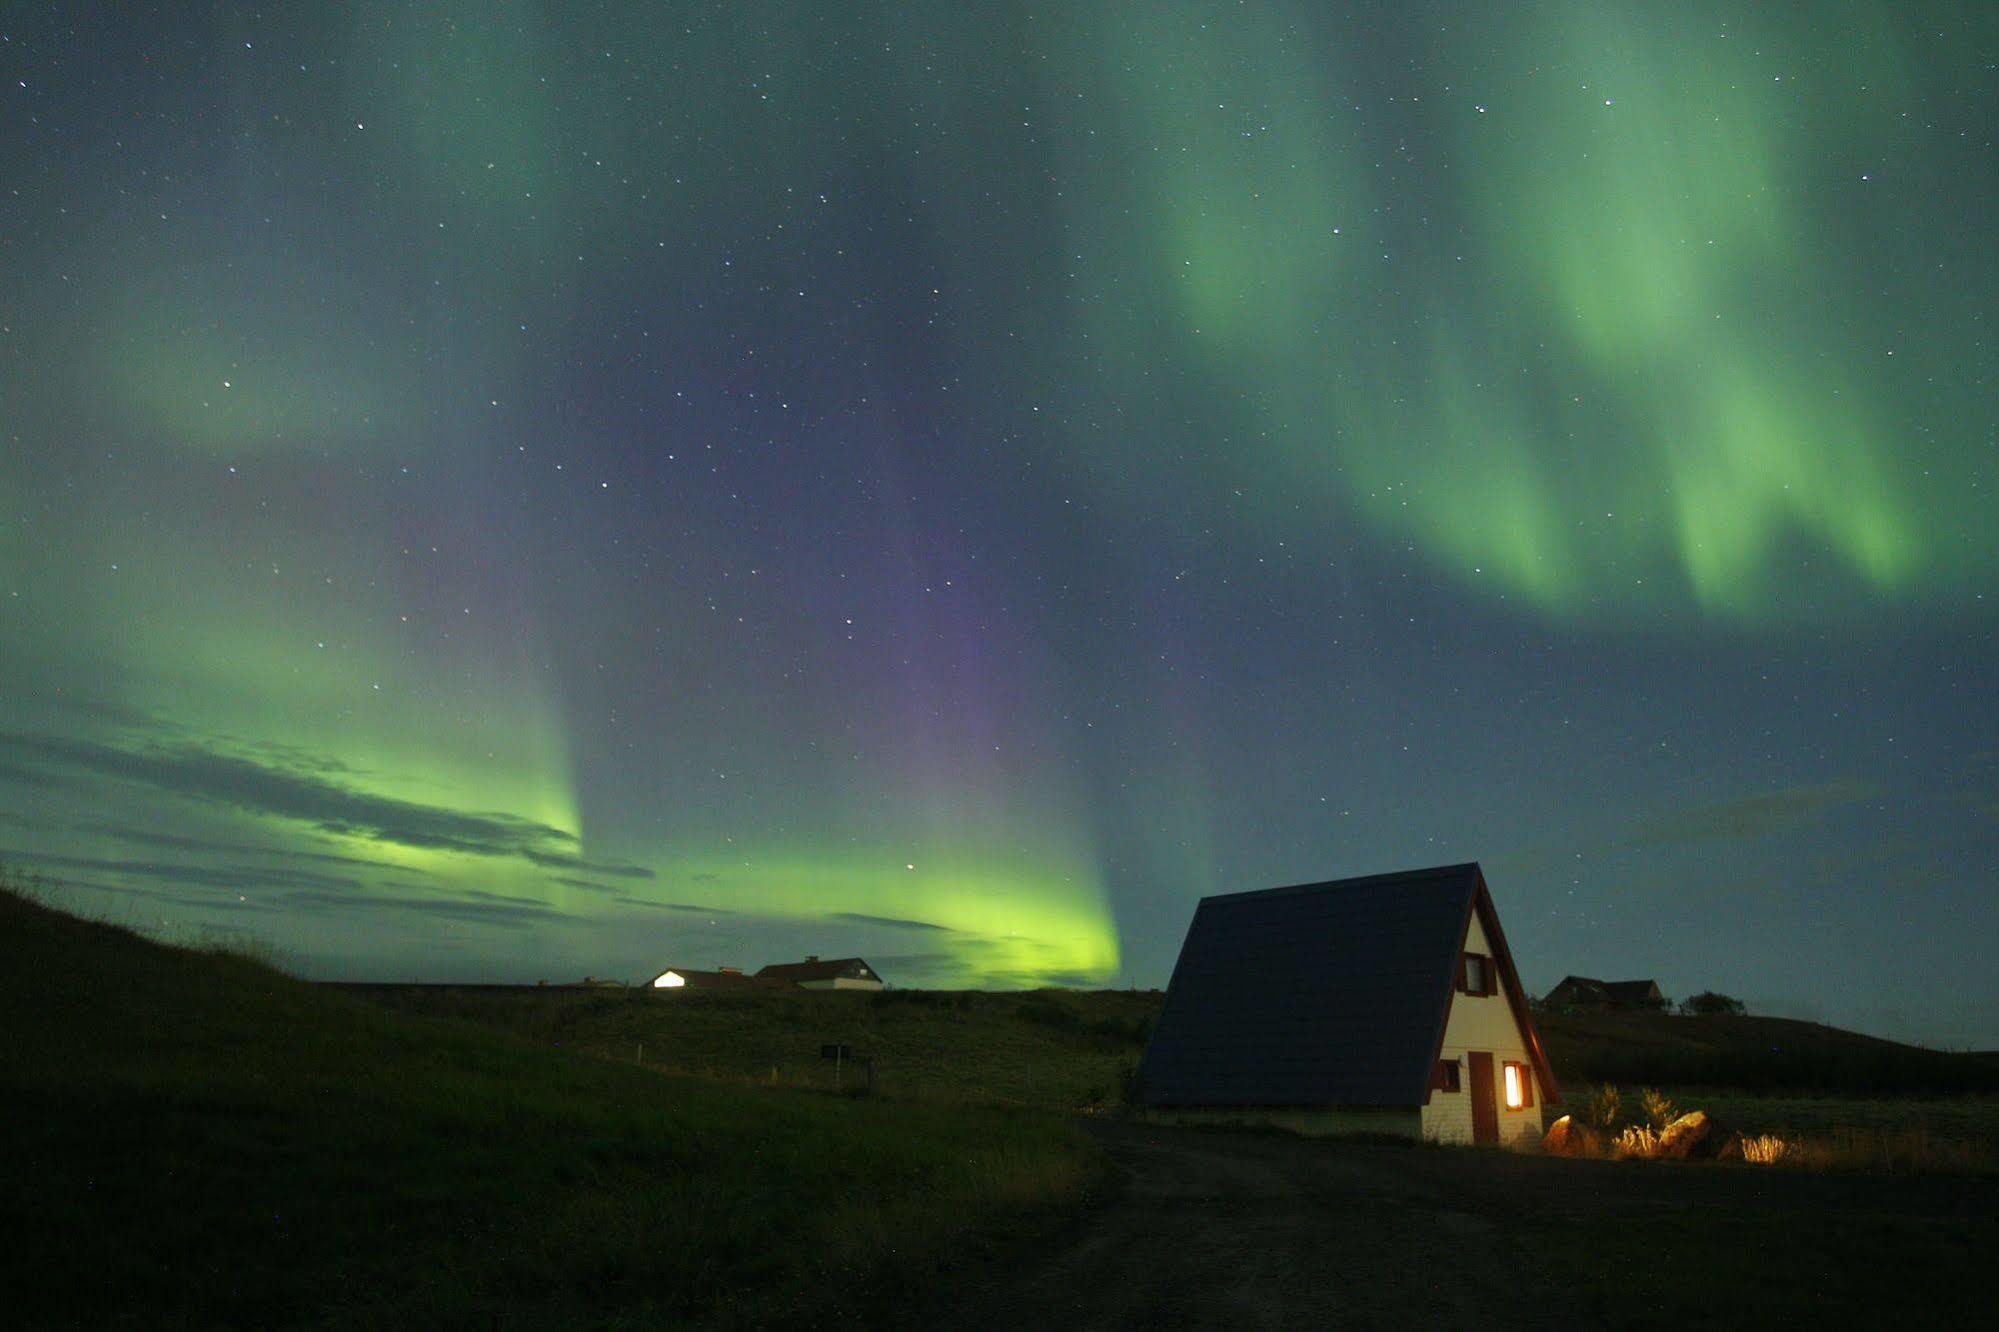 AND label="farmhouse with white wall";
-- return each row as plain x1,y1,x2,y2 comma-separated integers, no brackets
1139,863,1558,1144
